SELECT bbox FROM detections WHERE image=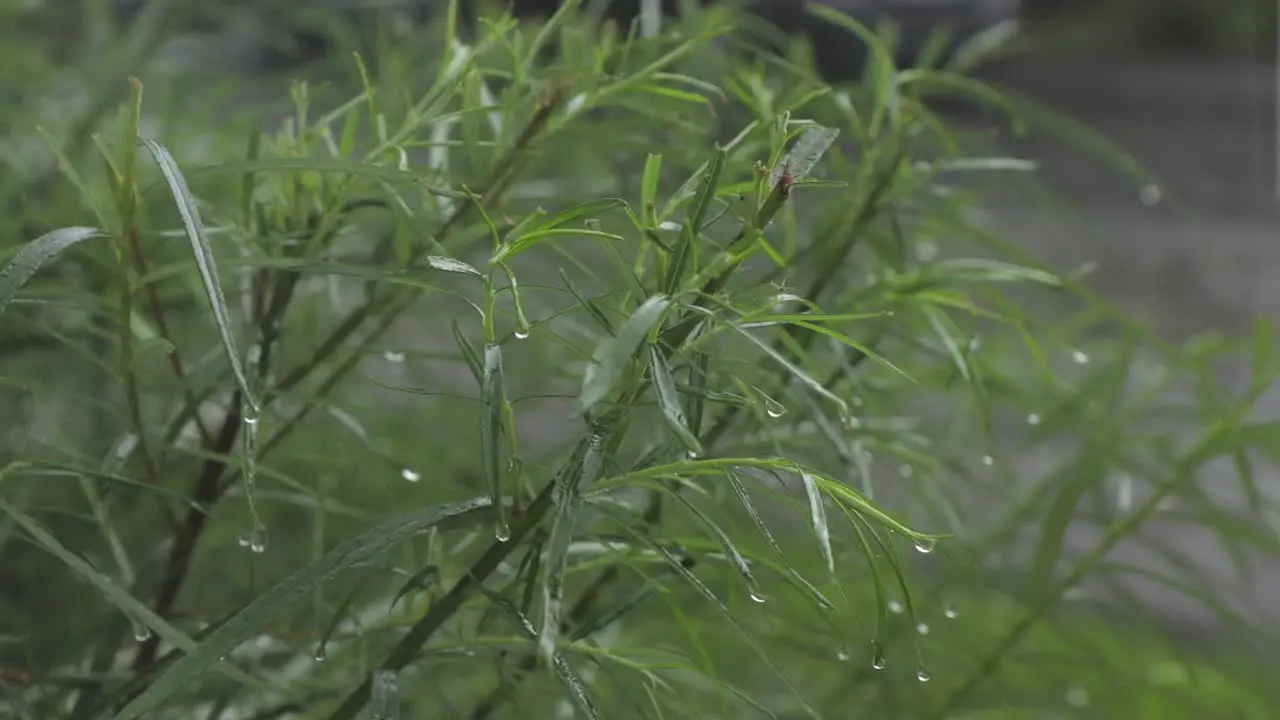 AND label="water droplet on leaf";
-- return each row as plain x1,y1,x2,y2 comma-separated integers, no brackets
836,646,850,661
1071,349,1090,364
401,468,421,483
763,397,787,419
383,350,406,363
